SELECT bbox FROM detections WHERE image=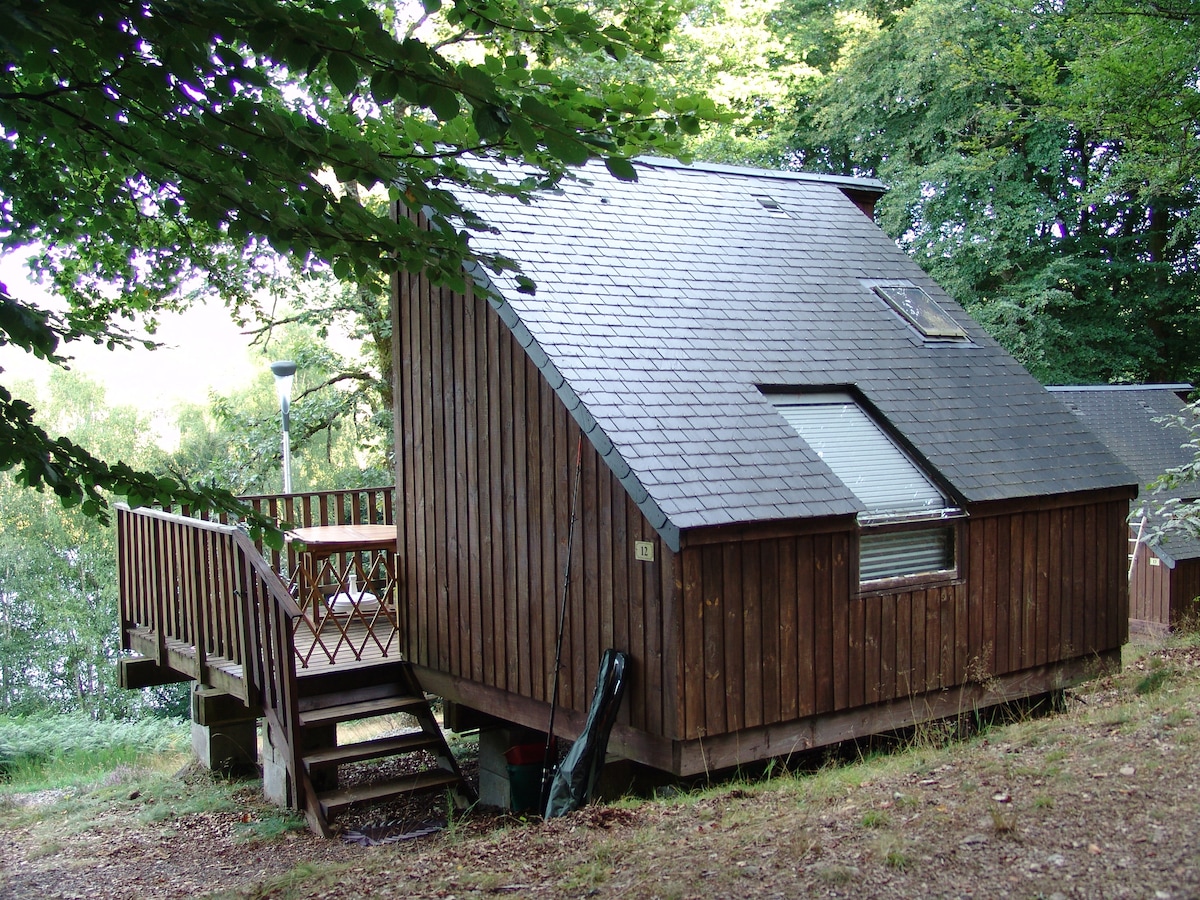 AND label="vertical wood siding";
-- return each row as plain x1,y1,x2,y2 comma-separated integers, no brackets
675,501,1128,741
395,272,678,737
1169,560,1200,627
